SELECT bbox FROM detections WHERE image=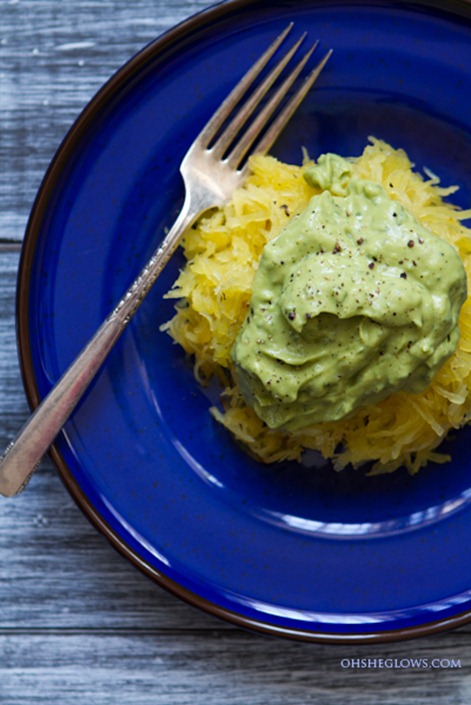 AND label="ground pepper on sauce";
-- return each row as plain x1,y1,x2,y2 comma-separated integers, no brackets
230,154,467,432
